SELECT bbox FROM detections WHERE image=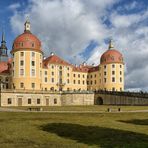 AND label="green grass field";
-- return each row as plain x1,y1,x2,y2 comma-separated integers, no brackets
0,107,148,148
4,105,148,112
